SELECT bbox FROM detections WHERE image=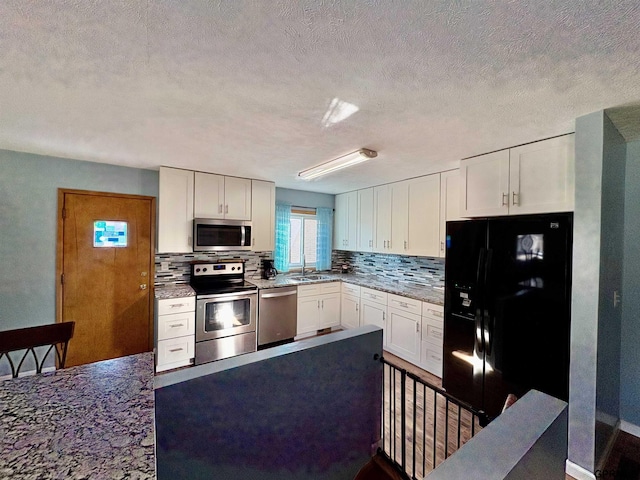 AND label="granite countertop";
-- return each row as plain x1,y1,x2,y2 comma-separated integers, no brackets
154,284,195,299
0,352,155,479
248,273,444,306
